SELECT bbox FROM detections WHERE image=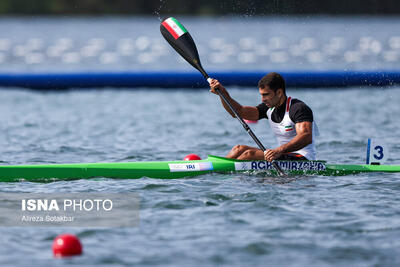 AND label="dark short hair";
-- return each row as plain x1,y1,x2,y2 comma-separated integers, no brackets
258,72,286,94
